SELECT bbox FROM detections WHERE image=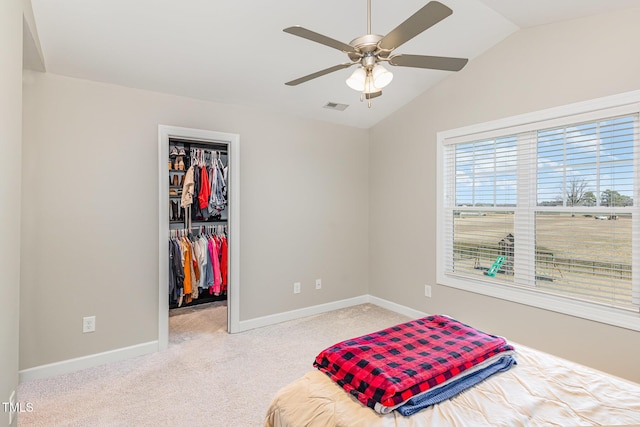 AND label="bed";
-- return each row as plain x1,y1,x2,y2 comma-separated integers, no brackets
265,315,640,427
